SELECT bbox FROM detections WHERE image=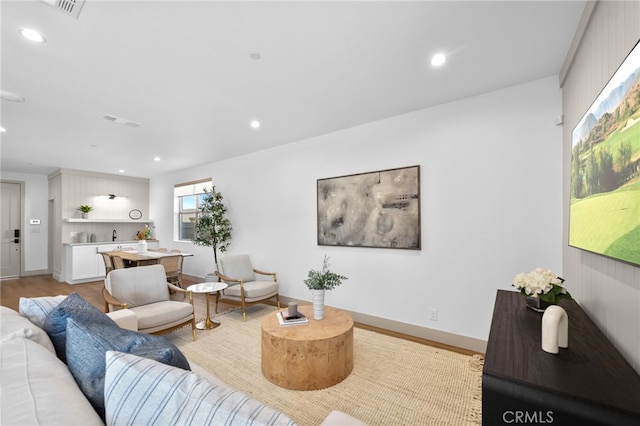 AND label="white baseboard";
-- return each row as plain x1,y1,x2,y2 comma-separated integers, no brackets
20,269,50,277
186,274,487,354
279,295,487,354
